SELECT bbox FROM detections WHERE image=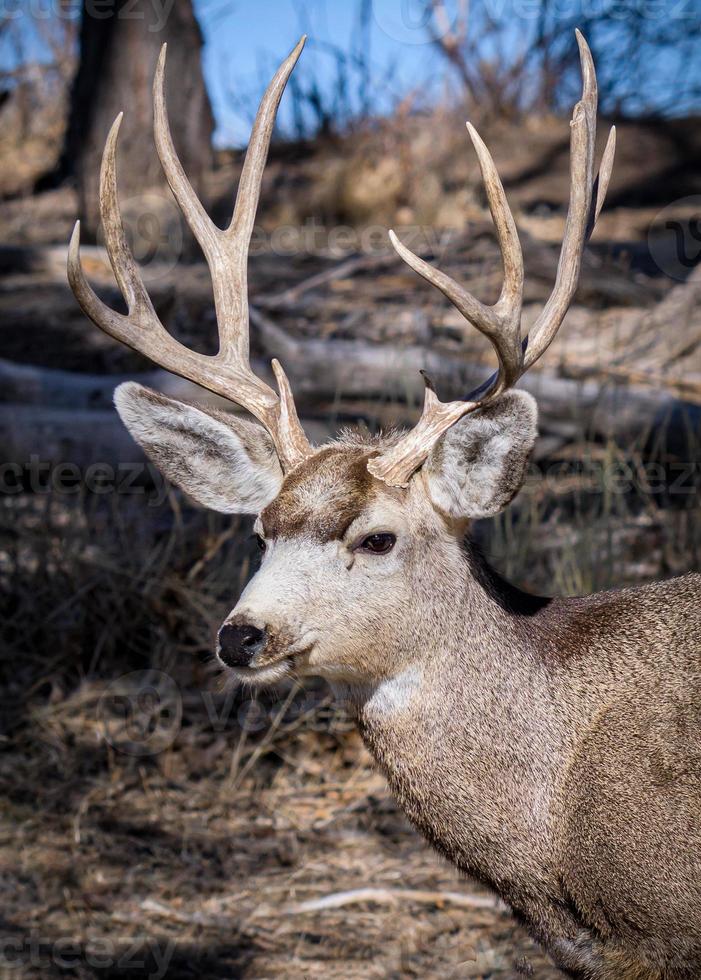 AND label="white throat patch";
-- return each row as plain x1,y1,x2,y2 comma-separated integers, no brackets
363,666,424,718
